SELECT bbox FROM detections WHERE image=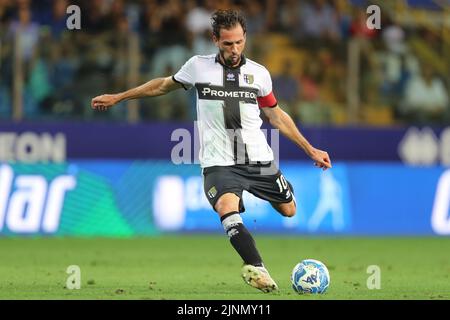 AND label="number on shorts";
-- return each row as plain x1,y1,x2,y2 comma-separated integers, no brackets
276,175,288,193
